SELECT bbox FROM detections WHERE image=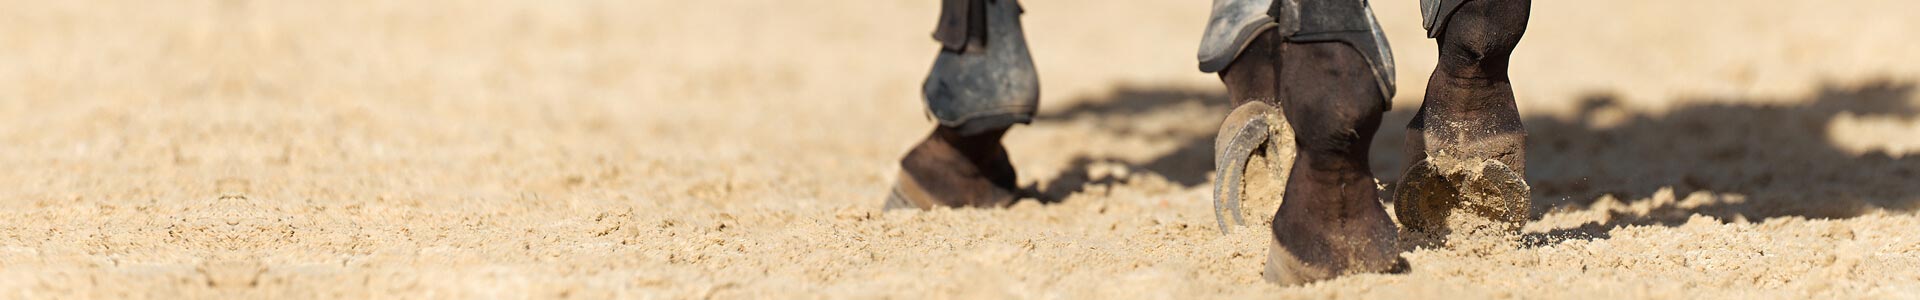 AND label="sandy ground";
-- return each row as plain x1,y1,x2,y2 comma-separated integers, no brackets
1,0,1918,298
